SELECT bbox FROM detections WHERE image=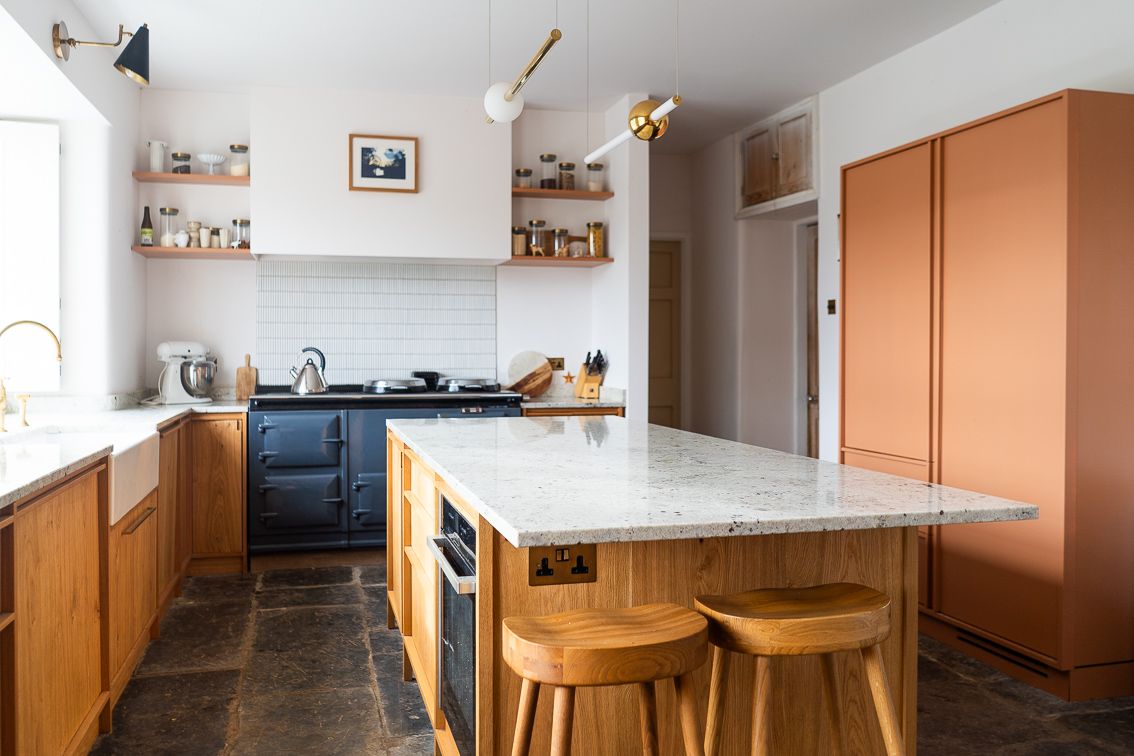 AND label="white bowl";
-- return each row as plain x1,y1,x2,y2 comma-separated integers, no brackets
197,153,226,174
